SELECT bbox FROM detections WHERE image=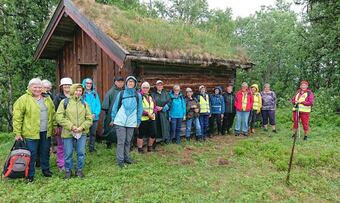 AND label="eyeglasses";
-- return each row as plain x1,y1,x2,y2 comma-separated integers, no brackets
86,82,93,84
